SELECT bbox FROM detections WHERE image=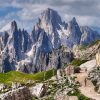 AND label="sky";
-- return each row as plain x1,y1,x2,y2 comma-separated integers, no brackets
0,0,100,32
